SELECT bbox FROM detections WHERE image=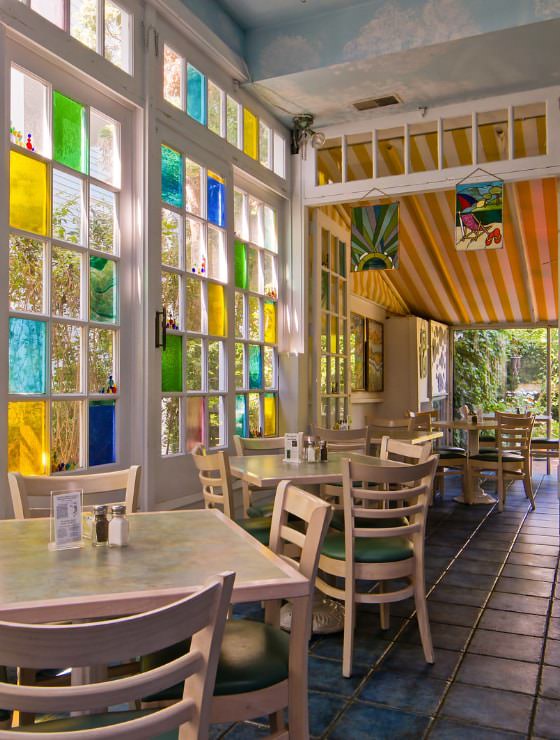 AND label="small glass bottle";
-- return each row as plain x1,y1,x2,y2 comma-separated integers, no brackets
92,505,109,547
307,439,316,463
320,440,328,461
109,504,129,547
